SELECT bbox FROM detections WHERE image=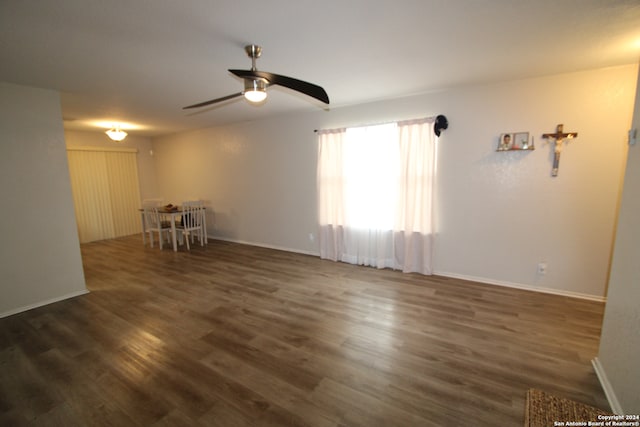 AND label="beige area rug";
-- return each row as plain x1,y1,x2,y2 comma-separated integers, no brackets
525,388,613,427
